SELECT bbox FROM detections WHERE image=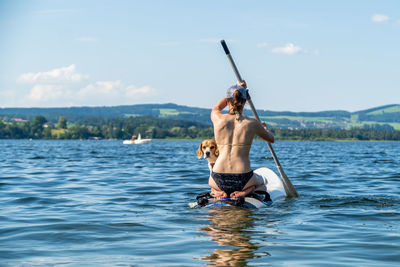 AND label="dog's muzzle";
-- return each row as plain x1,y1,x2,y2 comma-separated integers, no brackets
204,148,211,158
